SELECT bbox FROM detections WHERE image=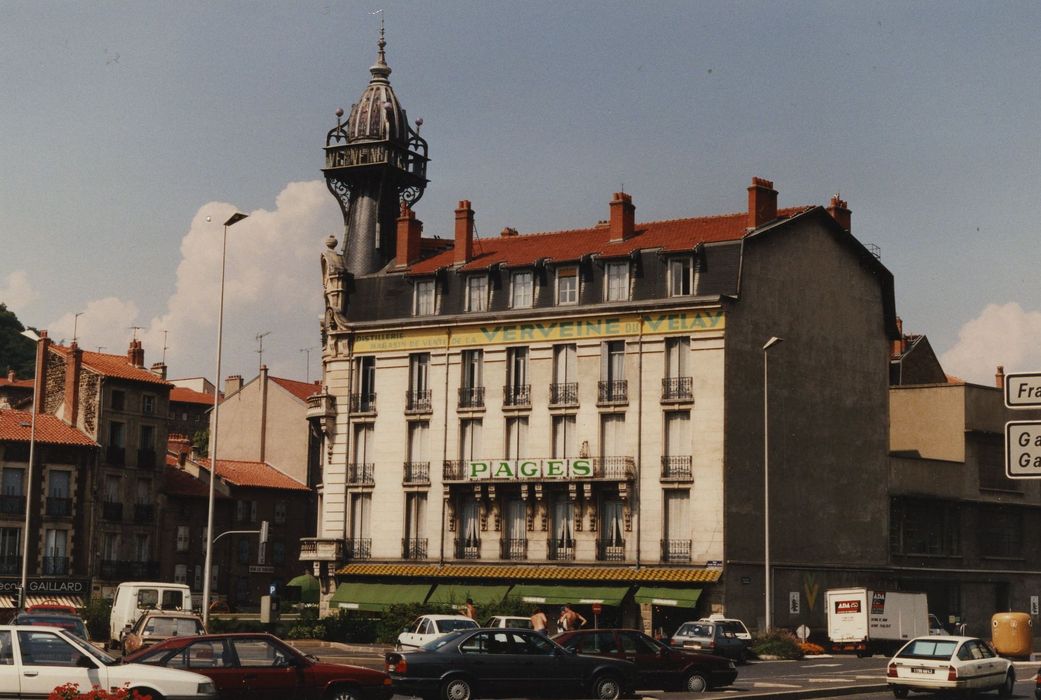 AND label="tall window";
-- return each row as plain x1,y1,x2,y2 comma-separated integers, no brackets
0,528,20,566
503,499,527,558
351,493,371,541
556,266,578,305
664,491,690,540
505,347,529,405
409,353,431,411
600,500,625,547
48,471,70,498
111,390,125,411
462,350,483,389
142,394,156,414
505,417,528,460
511,270,534,308
353,423,374,464
551,498,574,552
601,414,626,458
665,337,689,378
460,499,480,552
602,341,625,382
414,279,435,315
274,501,287,524
466,276,488,312
405,493,427,543
174,564,188,585
665,412,691,457
101,532,119,561
1,468,23,496
356,356,376,405
408,421,429,463
140,424,156,450
44,529,67,574
669,257,694,296
104,475,120,502
109,421,126,447
460,419,482,461
551,344,578,405
176,526,190,552
135,479,150,504
553,415,576,458
133,533,150,562
605,261,629,302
